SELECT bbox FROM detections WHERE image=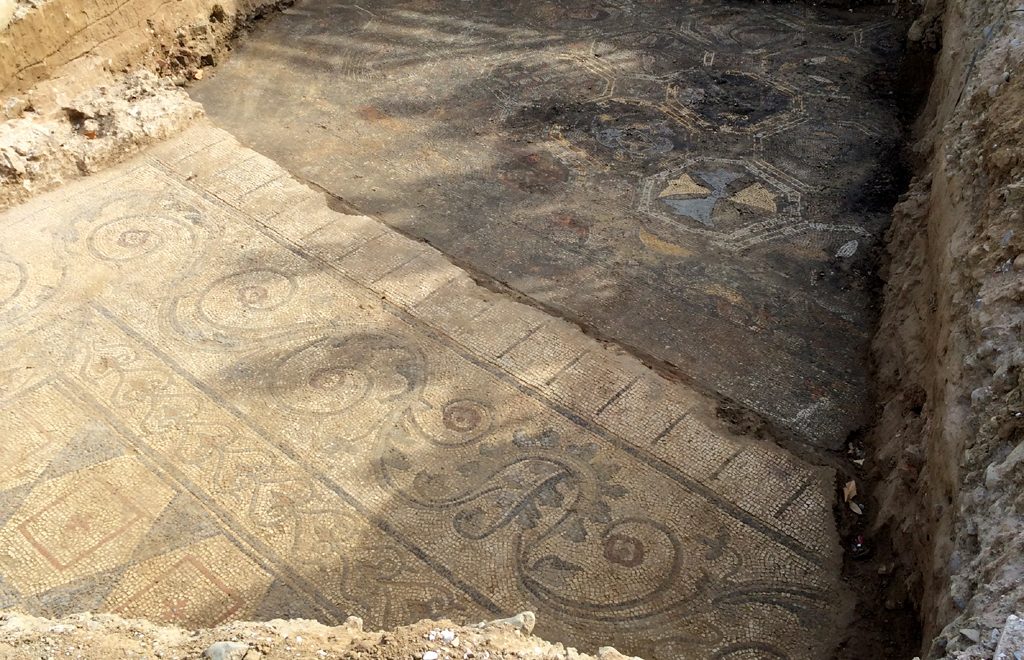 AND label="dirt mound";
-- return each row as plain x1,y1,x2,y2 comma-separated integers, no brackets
0,611,642,660
0,70,200,208
0,0,286,208
1,0,286,97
